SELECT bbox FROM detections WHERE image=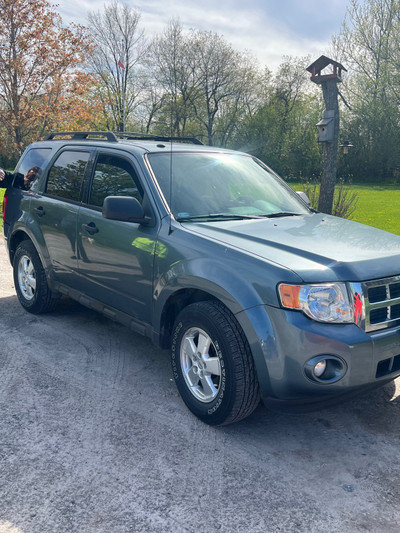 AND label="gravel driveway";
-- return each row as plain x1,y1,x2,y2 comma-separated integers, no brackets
1,235,400,533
